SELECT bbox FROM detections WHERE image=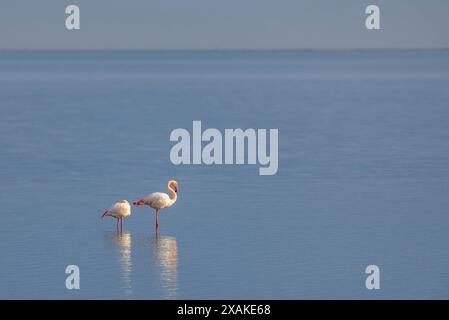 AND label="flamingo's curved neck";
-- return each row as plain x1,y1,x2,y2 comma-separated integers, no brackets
166,180,177,207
